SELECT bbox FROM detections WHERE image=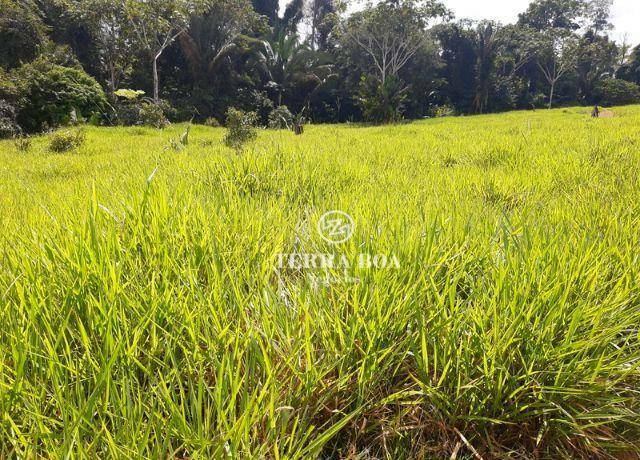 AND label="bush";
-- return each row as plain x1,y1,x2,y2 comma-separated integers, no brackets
12,58,108,133
593,78,640,106
49,129,86,152
14,136,31,152
358,75,408,124
0,68,20,138
223,108,257,152
0,99,20,139
113,90,170,128
268,105,293,129
433,104,456,118
139,102,169,129
204,117,221,127
236,89,274,126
